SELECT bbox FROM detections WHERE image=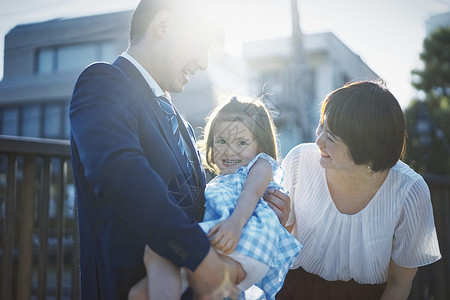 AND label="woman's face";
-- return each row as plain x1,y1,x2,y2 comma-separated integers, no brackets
315,118,356,172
